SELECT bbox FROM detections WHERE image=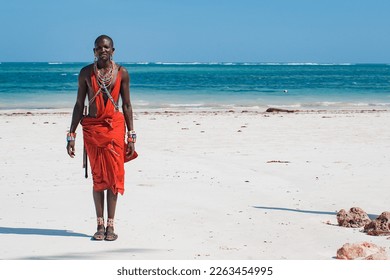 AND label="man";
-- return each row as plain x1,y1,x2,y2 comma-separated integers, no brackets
66,35,136,241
